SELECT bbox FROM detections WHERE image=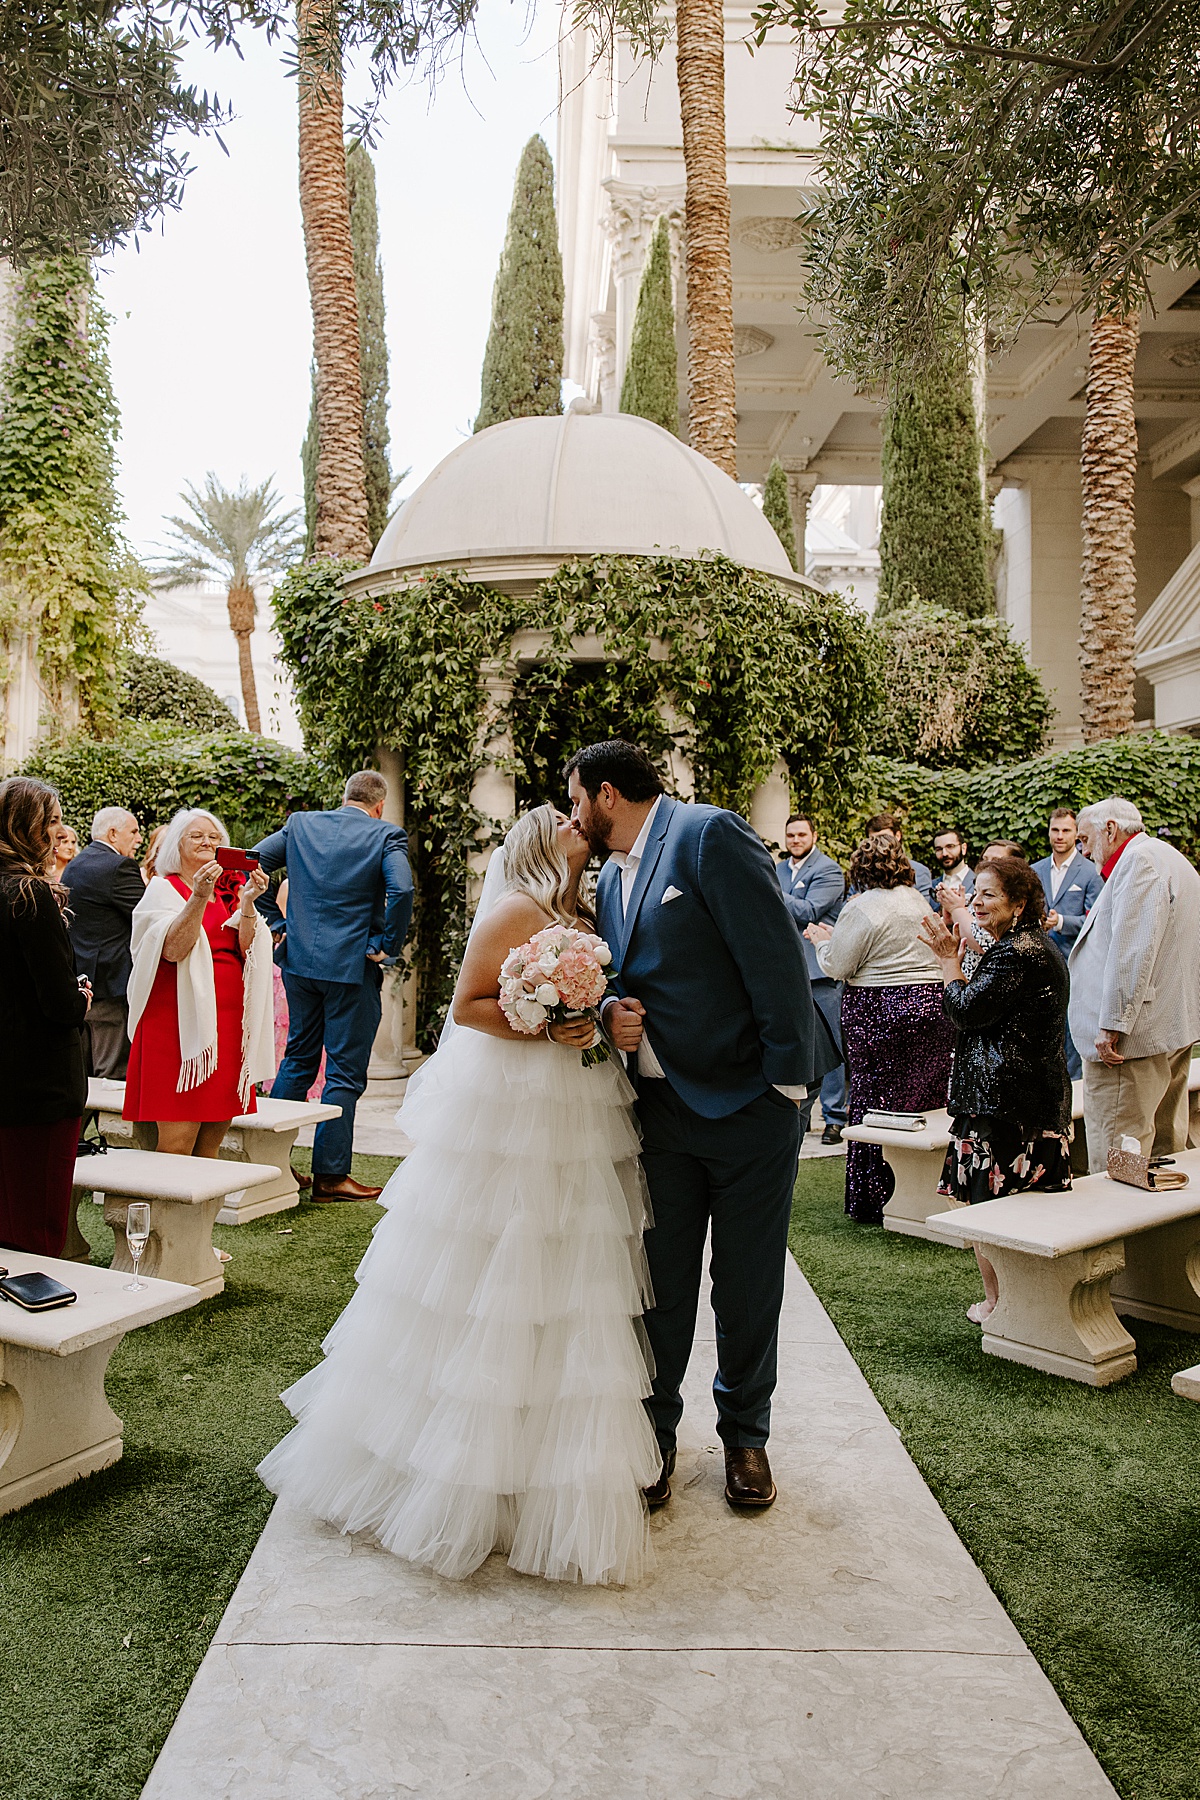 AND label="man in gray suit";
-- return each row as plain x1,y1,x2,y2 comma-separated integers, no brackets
1069,797,1200,1172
